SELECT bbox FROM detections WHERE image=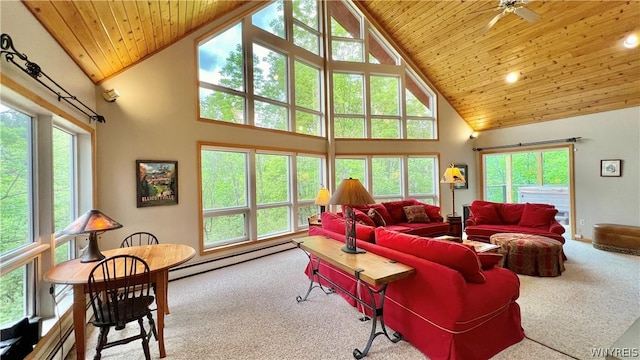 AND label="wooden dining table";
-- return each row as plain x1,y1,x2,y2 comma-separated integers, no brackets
44,243,195,359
